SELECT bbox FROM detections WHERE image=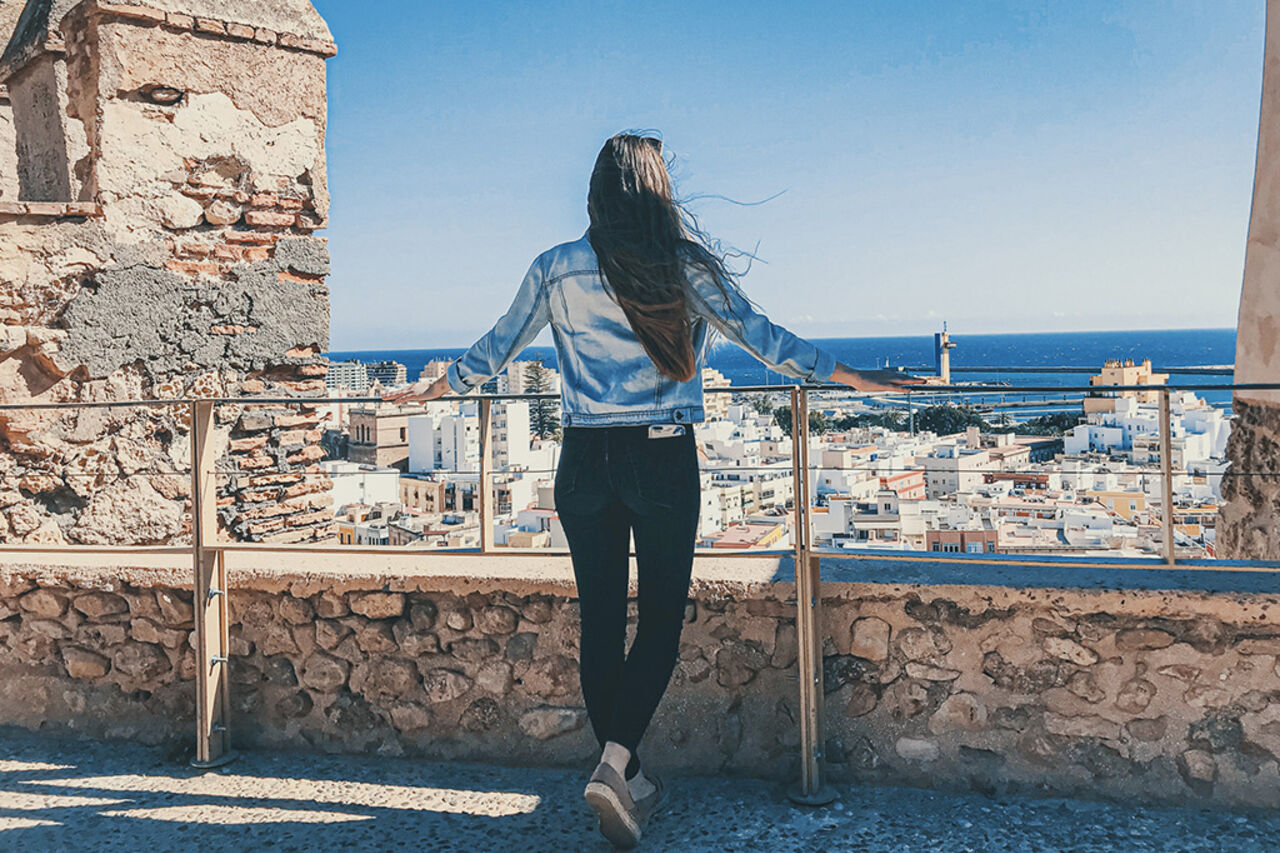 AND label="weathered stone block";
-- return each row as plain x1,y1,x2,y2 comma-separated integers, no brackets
1043,712,1121,740
904,662,960,682
460,697,502,732
314,592,348,619
1115,629,1175,651
351,659,418,700
300,653,348,692
407,599,437,631
1179,749,1217,784
929,692,986,734
475,660,513,696
112,643,171,680
505,632,537,661
450,638,498,662
276,691,314,719
1127,717,1168,742
895,737,940,762
19,589,67,619
62,647,111,679
844,682,878,718
389,702,432,731
27,619,71,639
519,706,587,740
1066,670,1106,704
522,655,577,698
355,621,397,655
423,668,472,704
131,618,187,649
520,597,553,624
1043,636,1099,666
155,590,194,628
444,608,473,631
850,617,891,662
476,605,518,635
716,640,768,688
72,591,130,620
258,622,300,657
350,592,405,620
278,595,314,625
1237,638,1280,656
